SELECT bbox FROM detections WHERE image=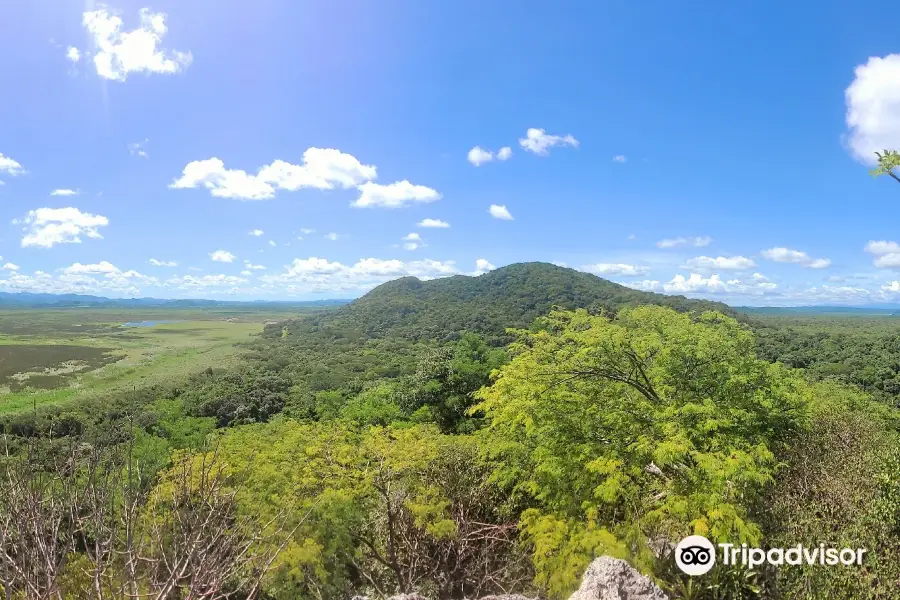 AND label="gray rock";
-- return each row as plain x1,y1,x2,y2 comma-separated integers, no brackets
567,556,668,600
